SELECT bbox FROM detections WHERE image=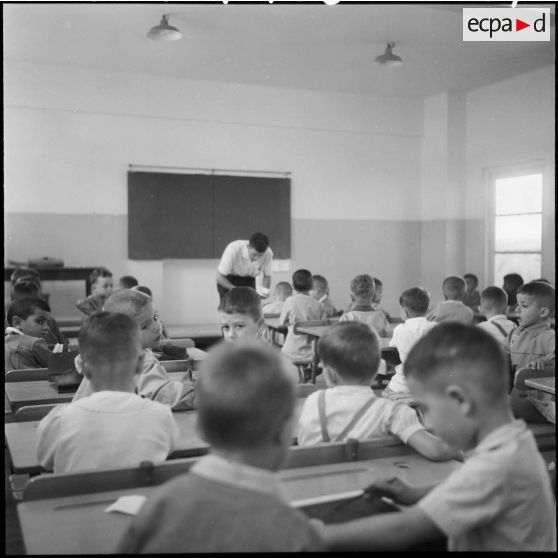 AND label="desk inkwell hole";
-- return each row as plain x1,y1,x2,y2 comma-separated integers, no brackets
393,461,411,469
